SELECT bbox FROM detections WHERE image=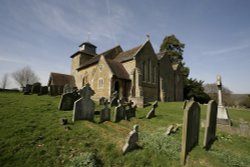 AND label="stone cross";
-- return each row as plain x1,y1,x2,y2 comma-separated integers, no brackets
216,75,231,125
122,125,139,155
216,75,223,106
72,84,95,122
181,101,200,165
